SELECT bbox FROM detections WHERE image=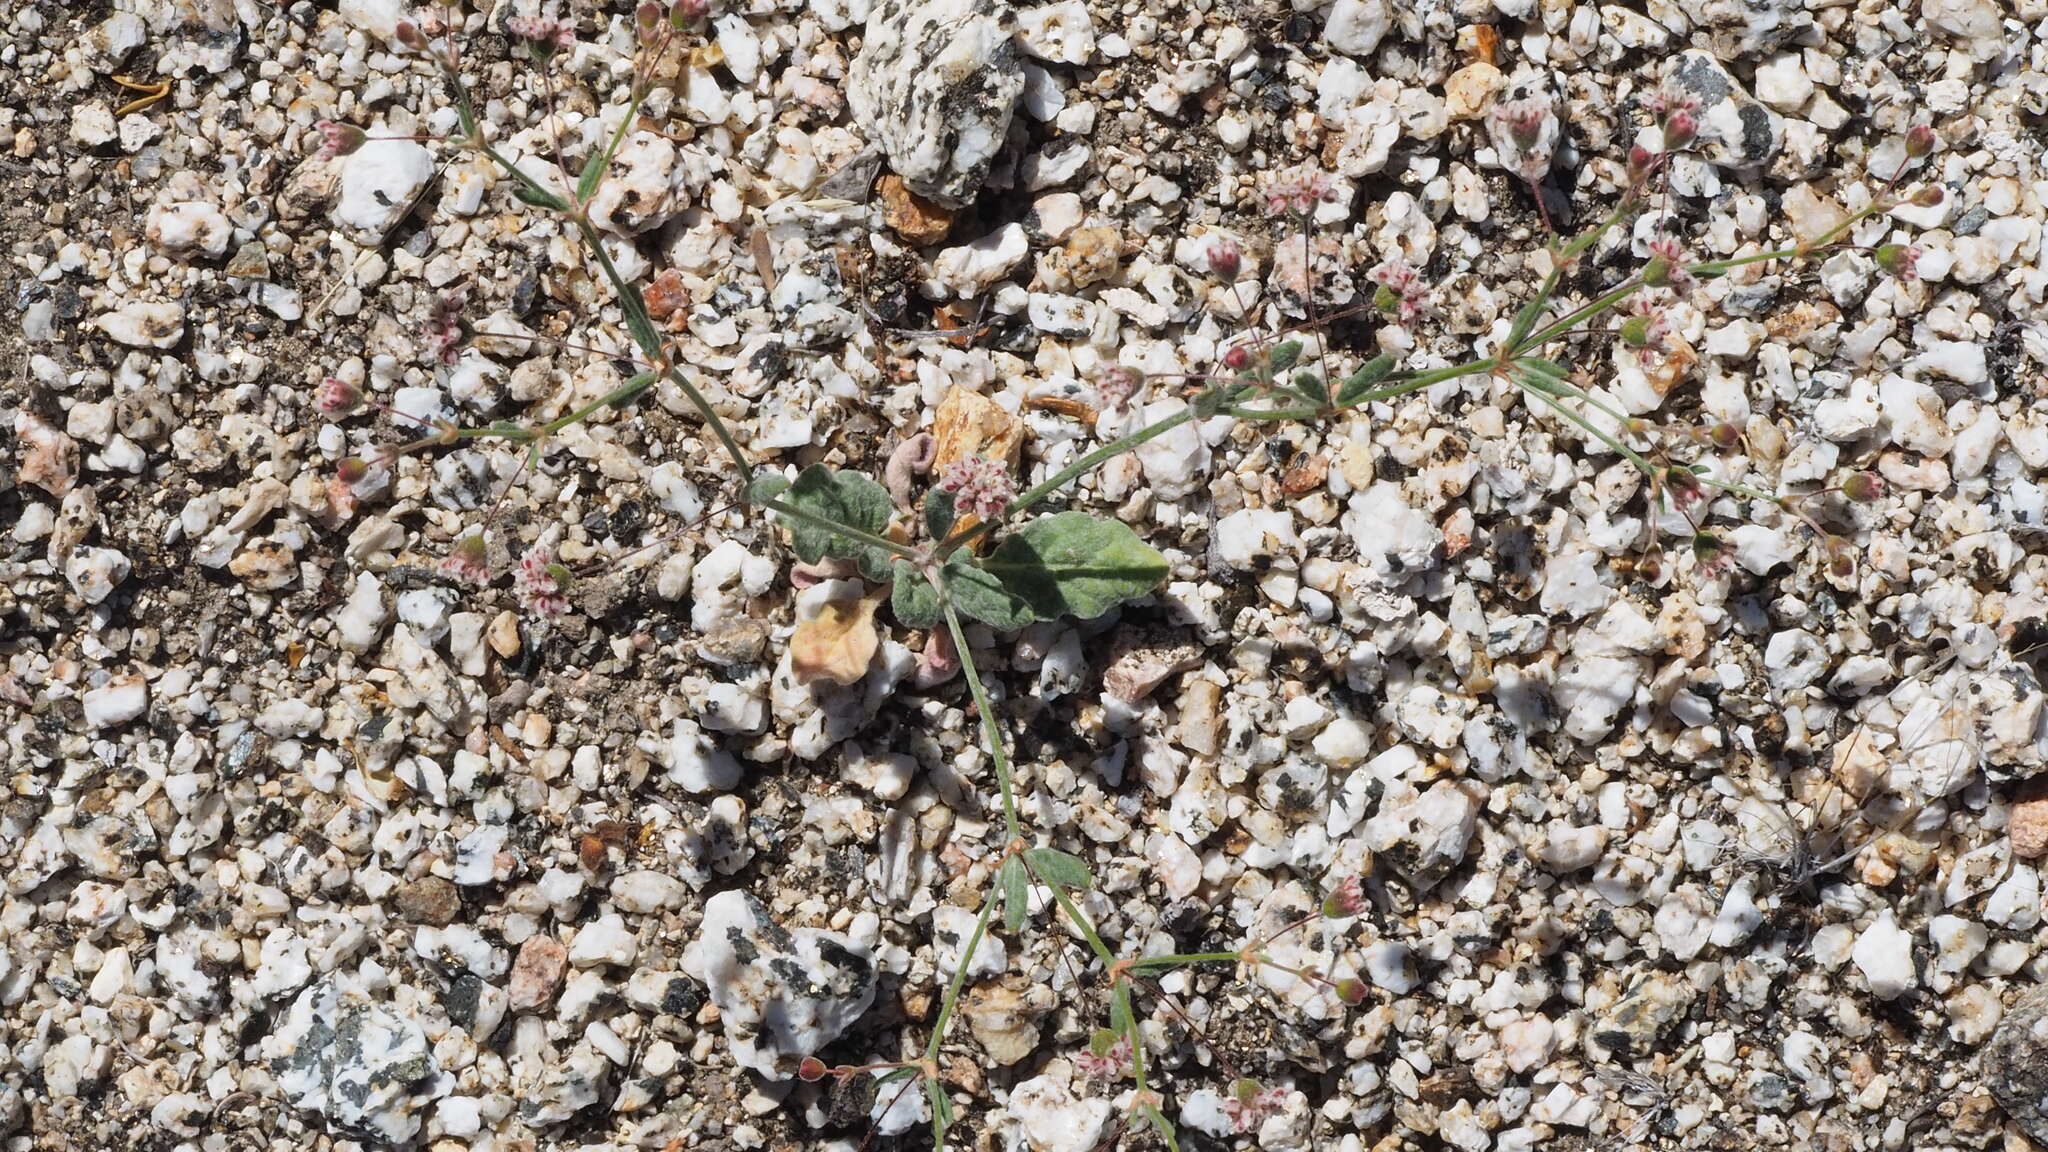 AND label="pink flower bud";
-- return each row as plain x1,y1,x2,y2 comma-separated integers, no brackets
314,119,367,160
1206,237,1242,280
394,21,430,52
1663,109,1697,151
1222,345,1252,372
1905,124,1938,159
315,376,362,415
